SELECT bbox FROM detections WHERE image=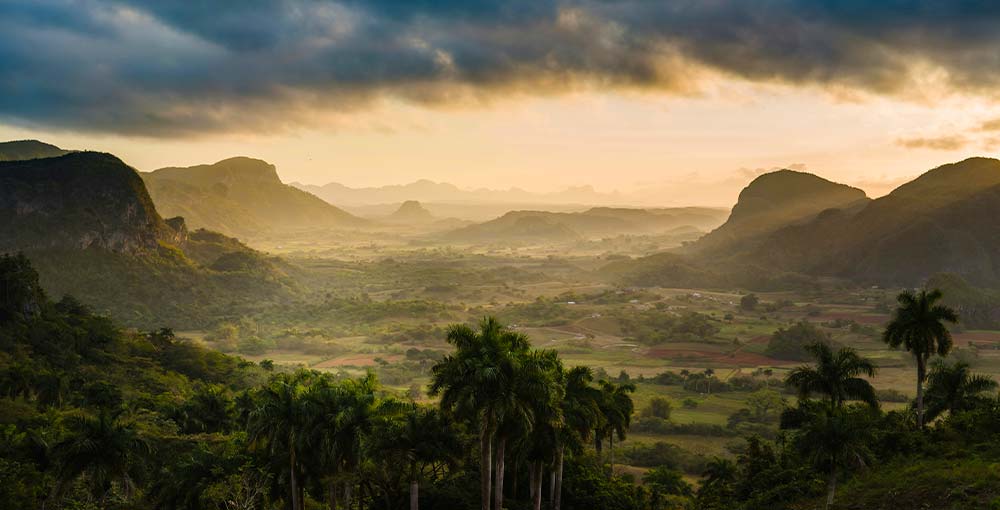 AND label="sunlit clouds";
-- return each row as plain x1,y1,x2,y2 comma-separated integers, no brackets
2,0,1000,204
